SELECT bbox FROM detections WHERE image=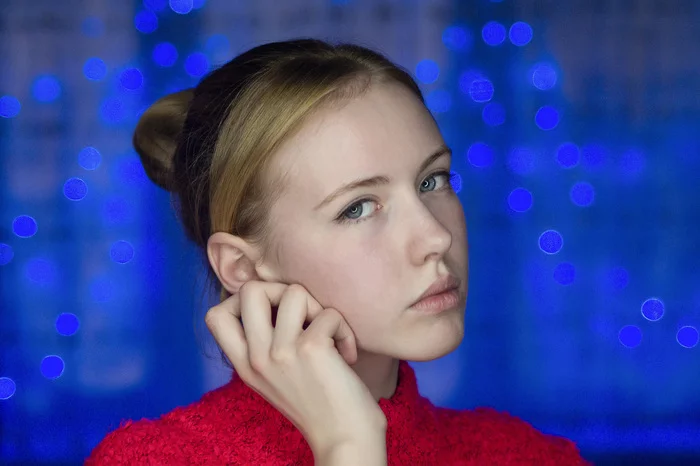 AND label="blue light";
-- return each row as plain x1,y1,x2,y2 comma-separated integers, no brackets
116,155,149,186
32,75,61,102
193,0,206,9
425,89,451,113
553,262,576,285
81,16,104,37
40,355,65,379
609,267,629,290
482,102,505,126
482,21,506,46
509,21,533,46
619,149,646,179
90,276,114,303
134,10,158,34
0,95,21,118
442,26,471,51
415,59,440,84
110,240,135,264
469,79,494,103
78,146,102,170
570,181,595,207
101,197,133,226
56,313,80,337
467,142,494,168
677,326,699,349
0,377,16,400
449,171,462,193
641,298,664,321
25,258,58,286
539,230,563,254
0,243,13,265
119,68,144,90
184,52,209,77
63,178,88,201
532,63,557,90
144,0,167,11
582,144,607,168
556,143,579,168
83,58,107,81
619,325,642,348
508,187,533,212
507,147,535,175
535,106,559,130
205,34,230,61
13,215,38,238
100,98,126,123
170,0,194,14
153,42,178,67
